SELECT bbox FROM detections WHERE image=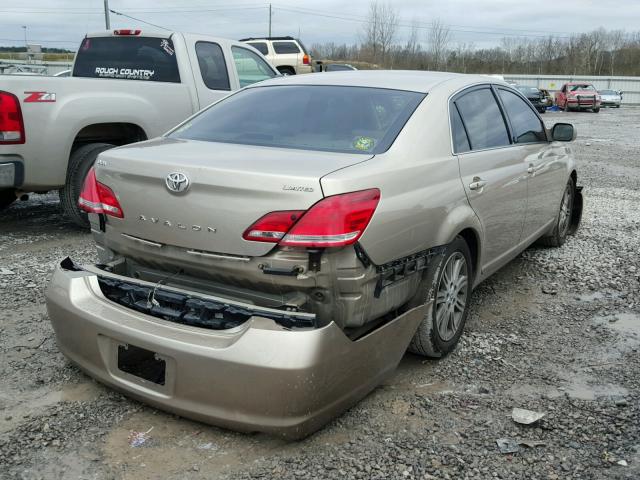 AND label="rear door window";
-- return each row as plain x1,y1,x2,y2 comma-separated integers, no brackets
73,36,180,82
454,88,510,151
247,42,269,55
231,46,277,87
272,41,301,54
195,41,230,91
498,89,547,143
